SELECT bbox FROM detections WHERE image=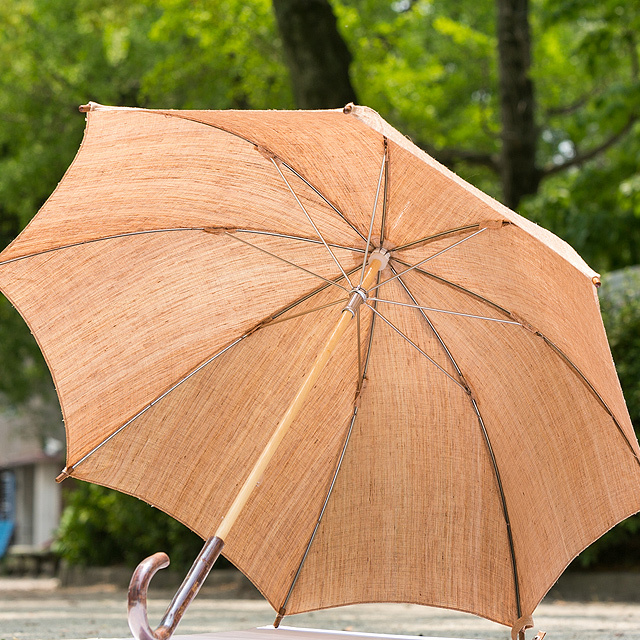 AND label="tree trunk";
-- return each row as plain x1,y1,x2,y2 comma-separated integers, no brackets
496,0,541,209
272,0,358,109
